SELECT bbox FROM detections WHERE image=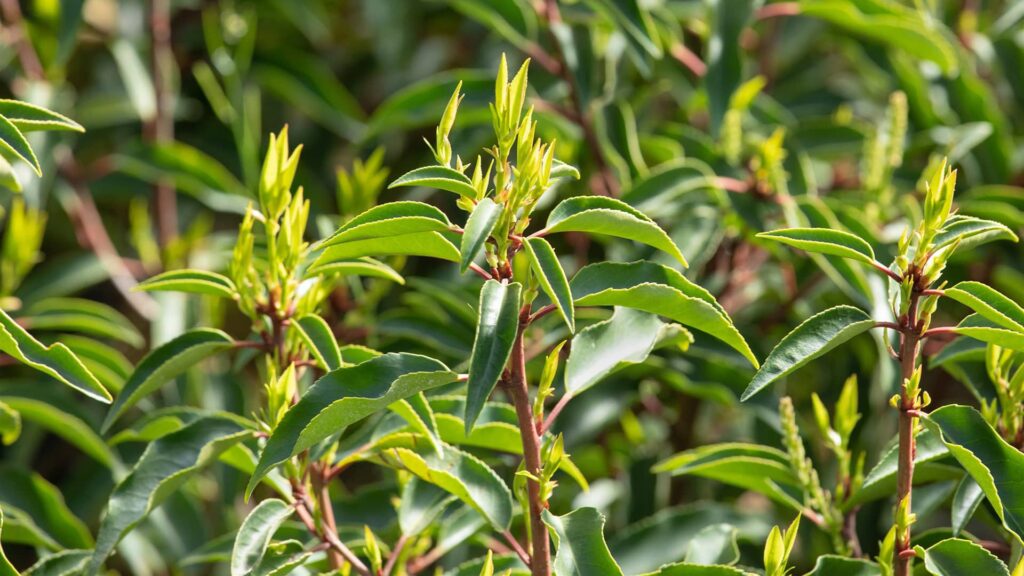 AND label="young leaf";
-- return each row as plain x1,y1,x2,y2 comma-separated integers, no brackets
313,231,460,263
0,114,40,175
0,402,19,446
231,498,293,576
136,269,239,299
757,227,877,267
925,405,1024,542
952,314,1024,351
248,353,457,495
0,100,85,132
542,507,625,576
931,215,1018,251
389,165,478,199
569,262,757,367
523,237,574,332
465,280,522,433
0,308,110,403
460,198,502,272
944,281,1024,333
293,314,342,371
741,306,875,401
322,201,453,247
380,445,514,529
89,416,251,574
564,308,672,396
922,538,1010,576
541,196,688,266
102,328,235,431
